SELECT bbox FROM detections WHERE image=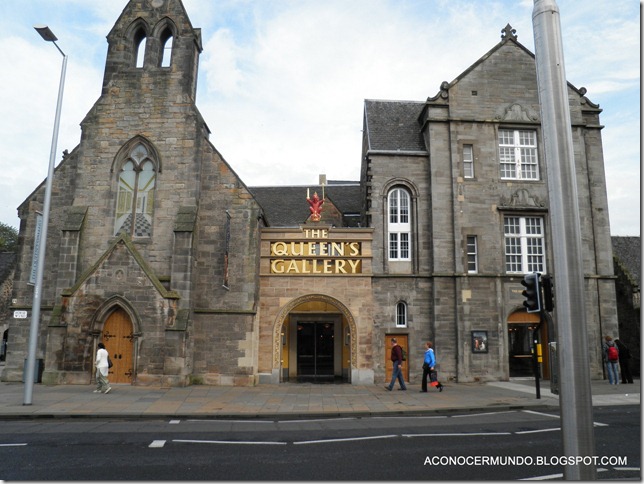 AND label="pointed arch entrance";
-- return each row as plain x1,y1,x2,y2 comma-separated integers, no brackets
103,309,135,383
272,294,357,383
91,297,141,385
